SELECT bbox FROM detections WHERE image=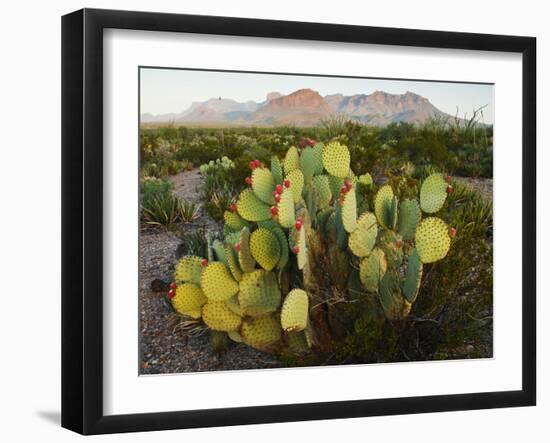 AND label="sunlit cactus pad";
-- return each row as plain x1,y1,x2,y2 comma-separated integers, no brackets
252,167,276,205
285,168,305,203
348,212,378,257
341,185,358,233
237,188,272,221
403,249,423,303
175,255,203,285
283,146,300,174
359,247,387,292
171,283,207,318
374,185,395,229
398,199,421,241
200,262,239,301
241,315,282,351
250,228,281,271
238,270,281,317
202,301,242,331
237,227,256,273
281,289,309,332
415,217,451,263
322,142,350,178
300,147,317,184
420,173,448,214
276,186,296,228
223,210,248,232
